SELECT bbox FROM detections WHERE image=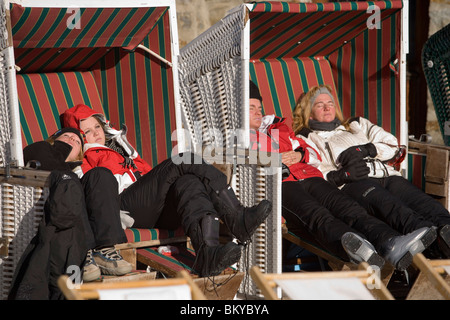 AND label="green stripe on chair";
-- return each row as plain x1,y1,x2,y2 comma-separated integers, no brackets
10,5,168,50
92,13,176,167
250,57,339,129
125,227,185,243
408,153,426,190
17,71,103,145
